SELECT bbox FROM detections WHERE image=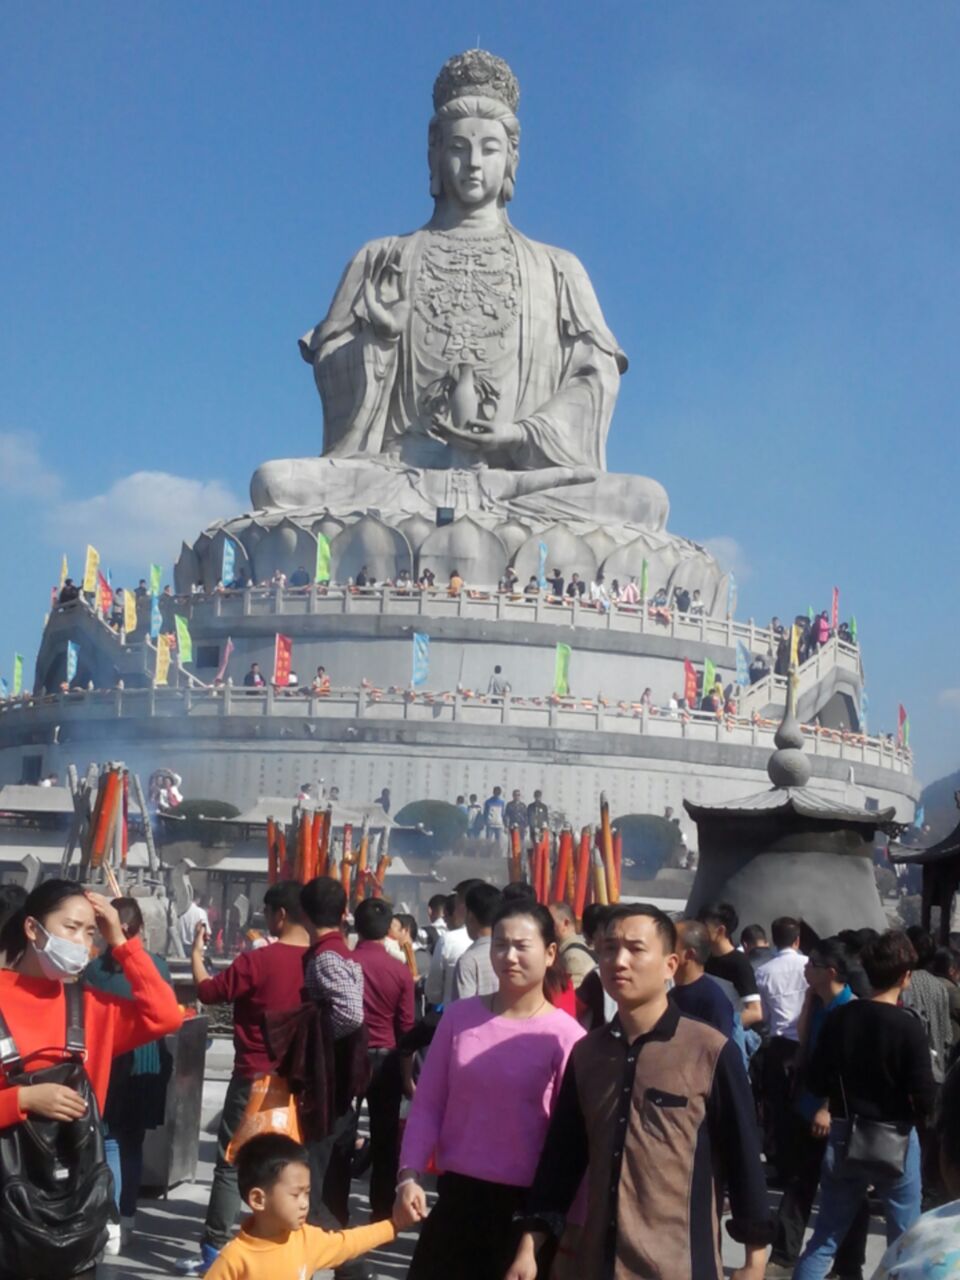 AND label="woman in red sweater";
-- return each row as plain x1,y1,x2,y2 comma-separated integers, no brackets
0,878,183,1276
